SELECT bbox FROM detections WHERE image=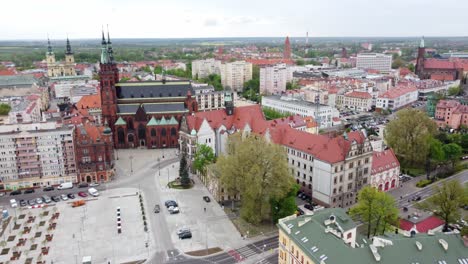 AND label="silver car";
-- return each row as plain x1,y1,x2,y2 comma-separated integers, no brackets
60,194,68,201
36,198,43,204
